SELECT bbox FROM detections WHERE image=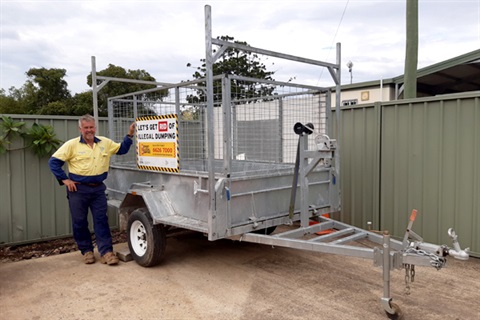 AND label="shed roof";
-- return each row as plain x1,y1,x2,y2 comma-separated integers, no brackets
393,48,480,96
341,48,480,97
